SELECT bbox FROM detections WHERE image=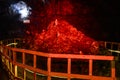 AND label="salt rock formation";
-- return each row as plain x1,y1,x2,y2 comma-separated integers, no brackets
31,19,99,54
